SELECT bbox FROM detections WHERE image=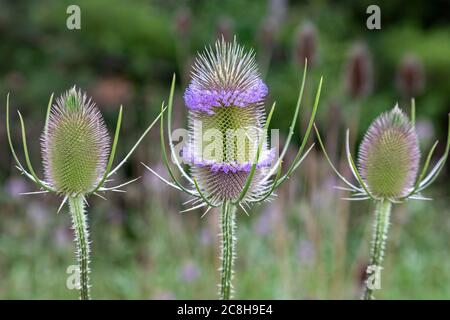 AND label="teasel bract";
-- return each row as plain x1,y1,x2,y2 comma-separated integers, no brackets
315,102,450,299
6,88,164,299
146,38,322,299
